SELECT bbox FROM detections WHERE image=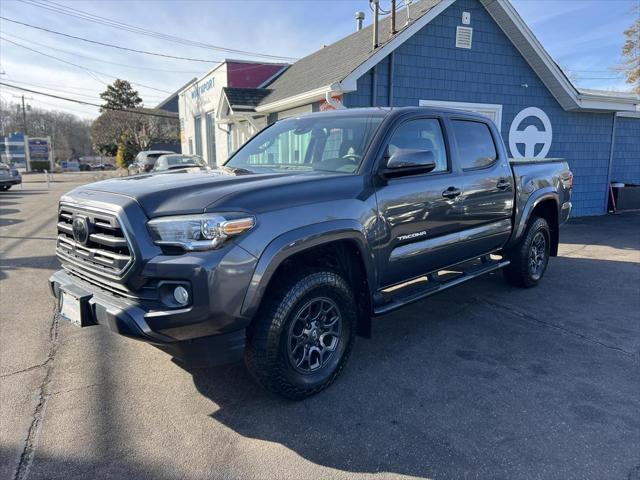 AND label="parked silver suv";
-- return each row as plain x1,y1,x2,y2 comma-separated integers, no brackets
0,163,22,190
128,150,175,175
